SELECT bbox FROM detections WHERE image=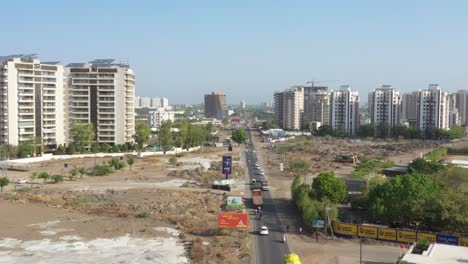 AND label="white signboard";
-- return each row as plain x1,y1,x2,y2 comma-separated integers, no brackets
227,196,242,207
